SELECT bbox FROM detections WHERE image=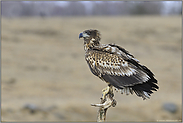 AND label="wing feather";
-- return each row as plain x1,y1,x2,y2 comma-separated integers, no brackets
85,43,158,99
85,46,150,87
